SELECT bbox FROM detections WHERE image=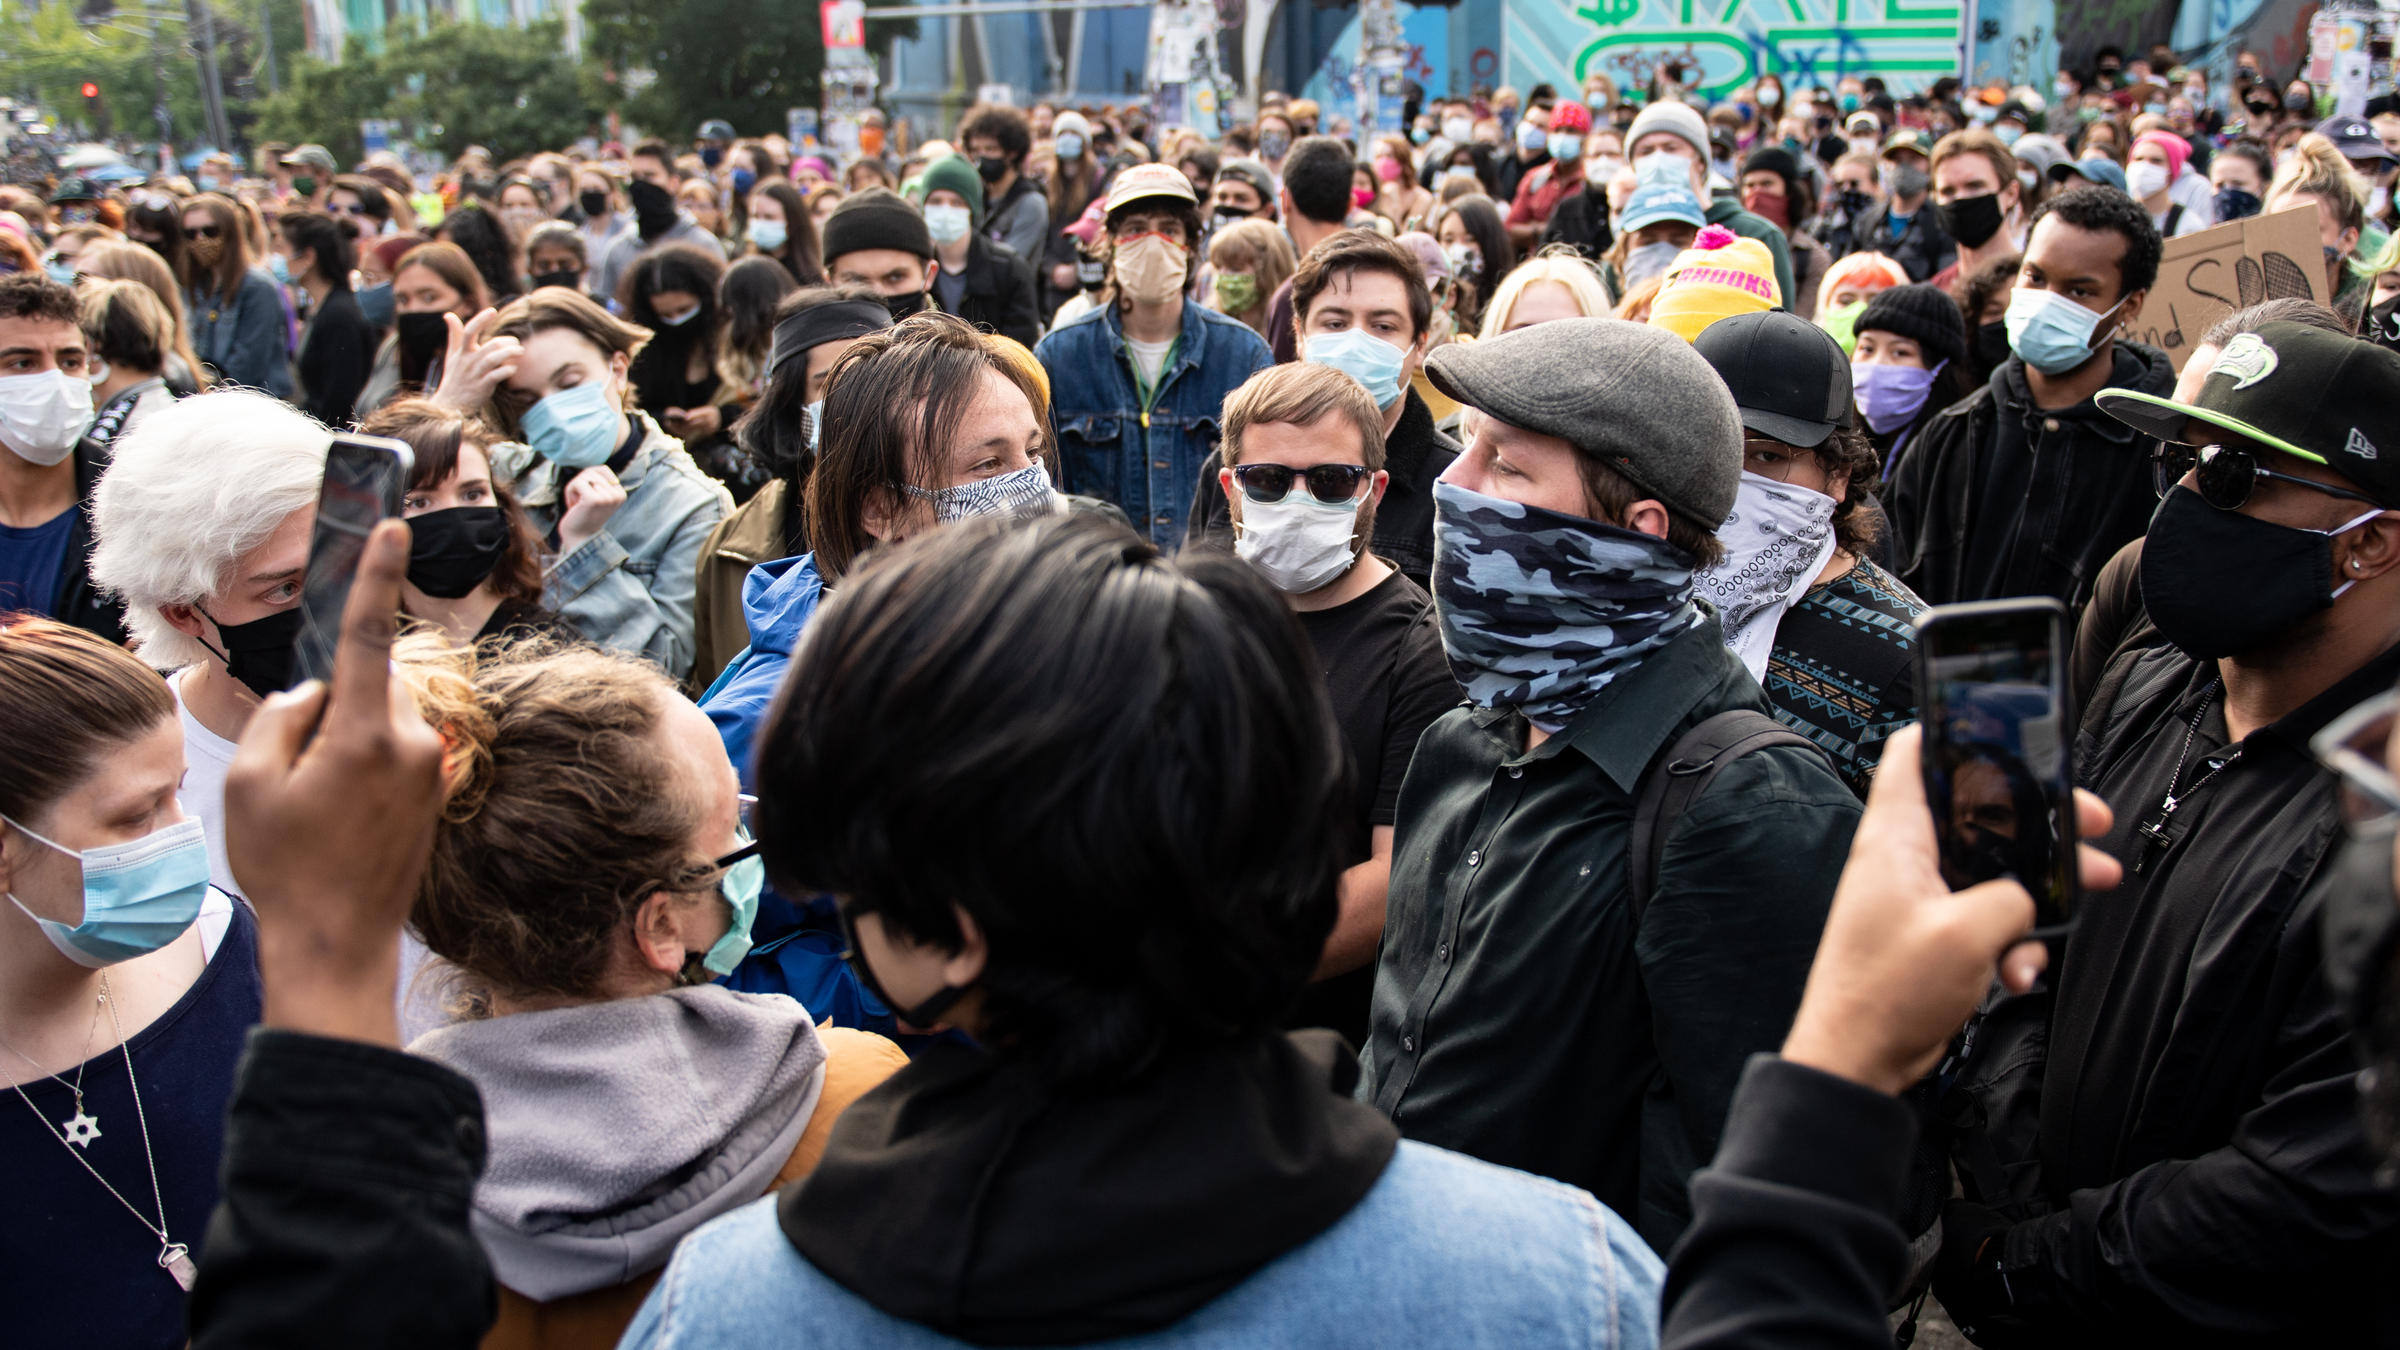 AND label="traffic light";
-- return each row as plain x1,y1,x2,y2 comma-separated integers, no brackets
81,82,98,99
